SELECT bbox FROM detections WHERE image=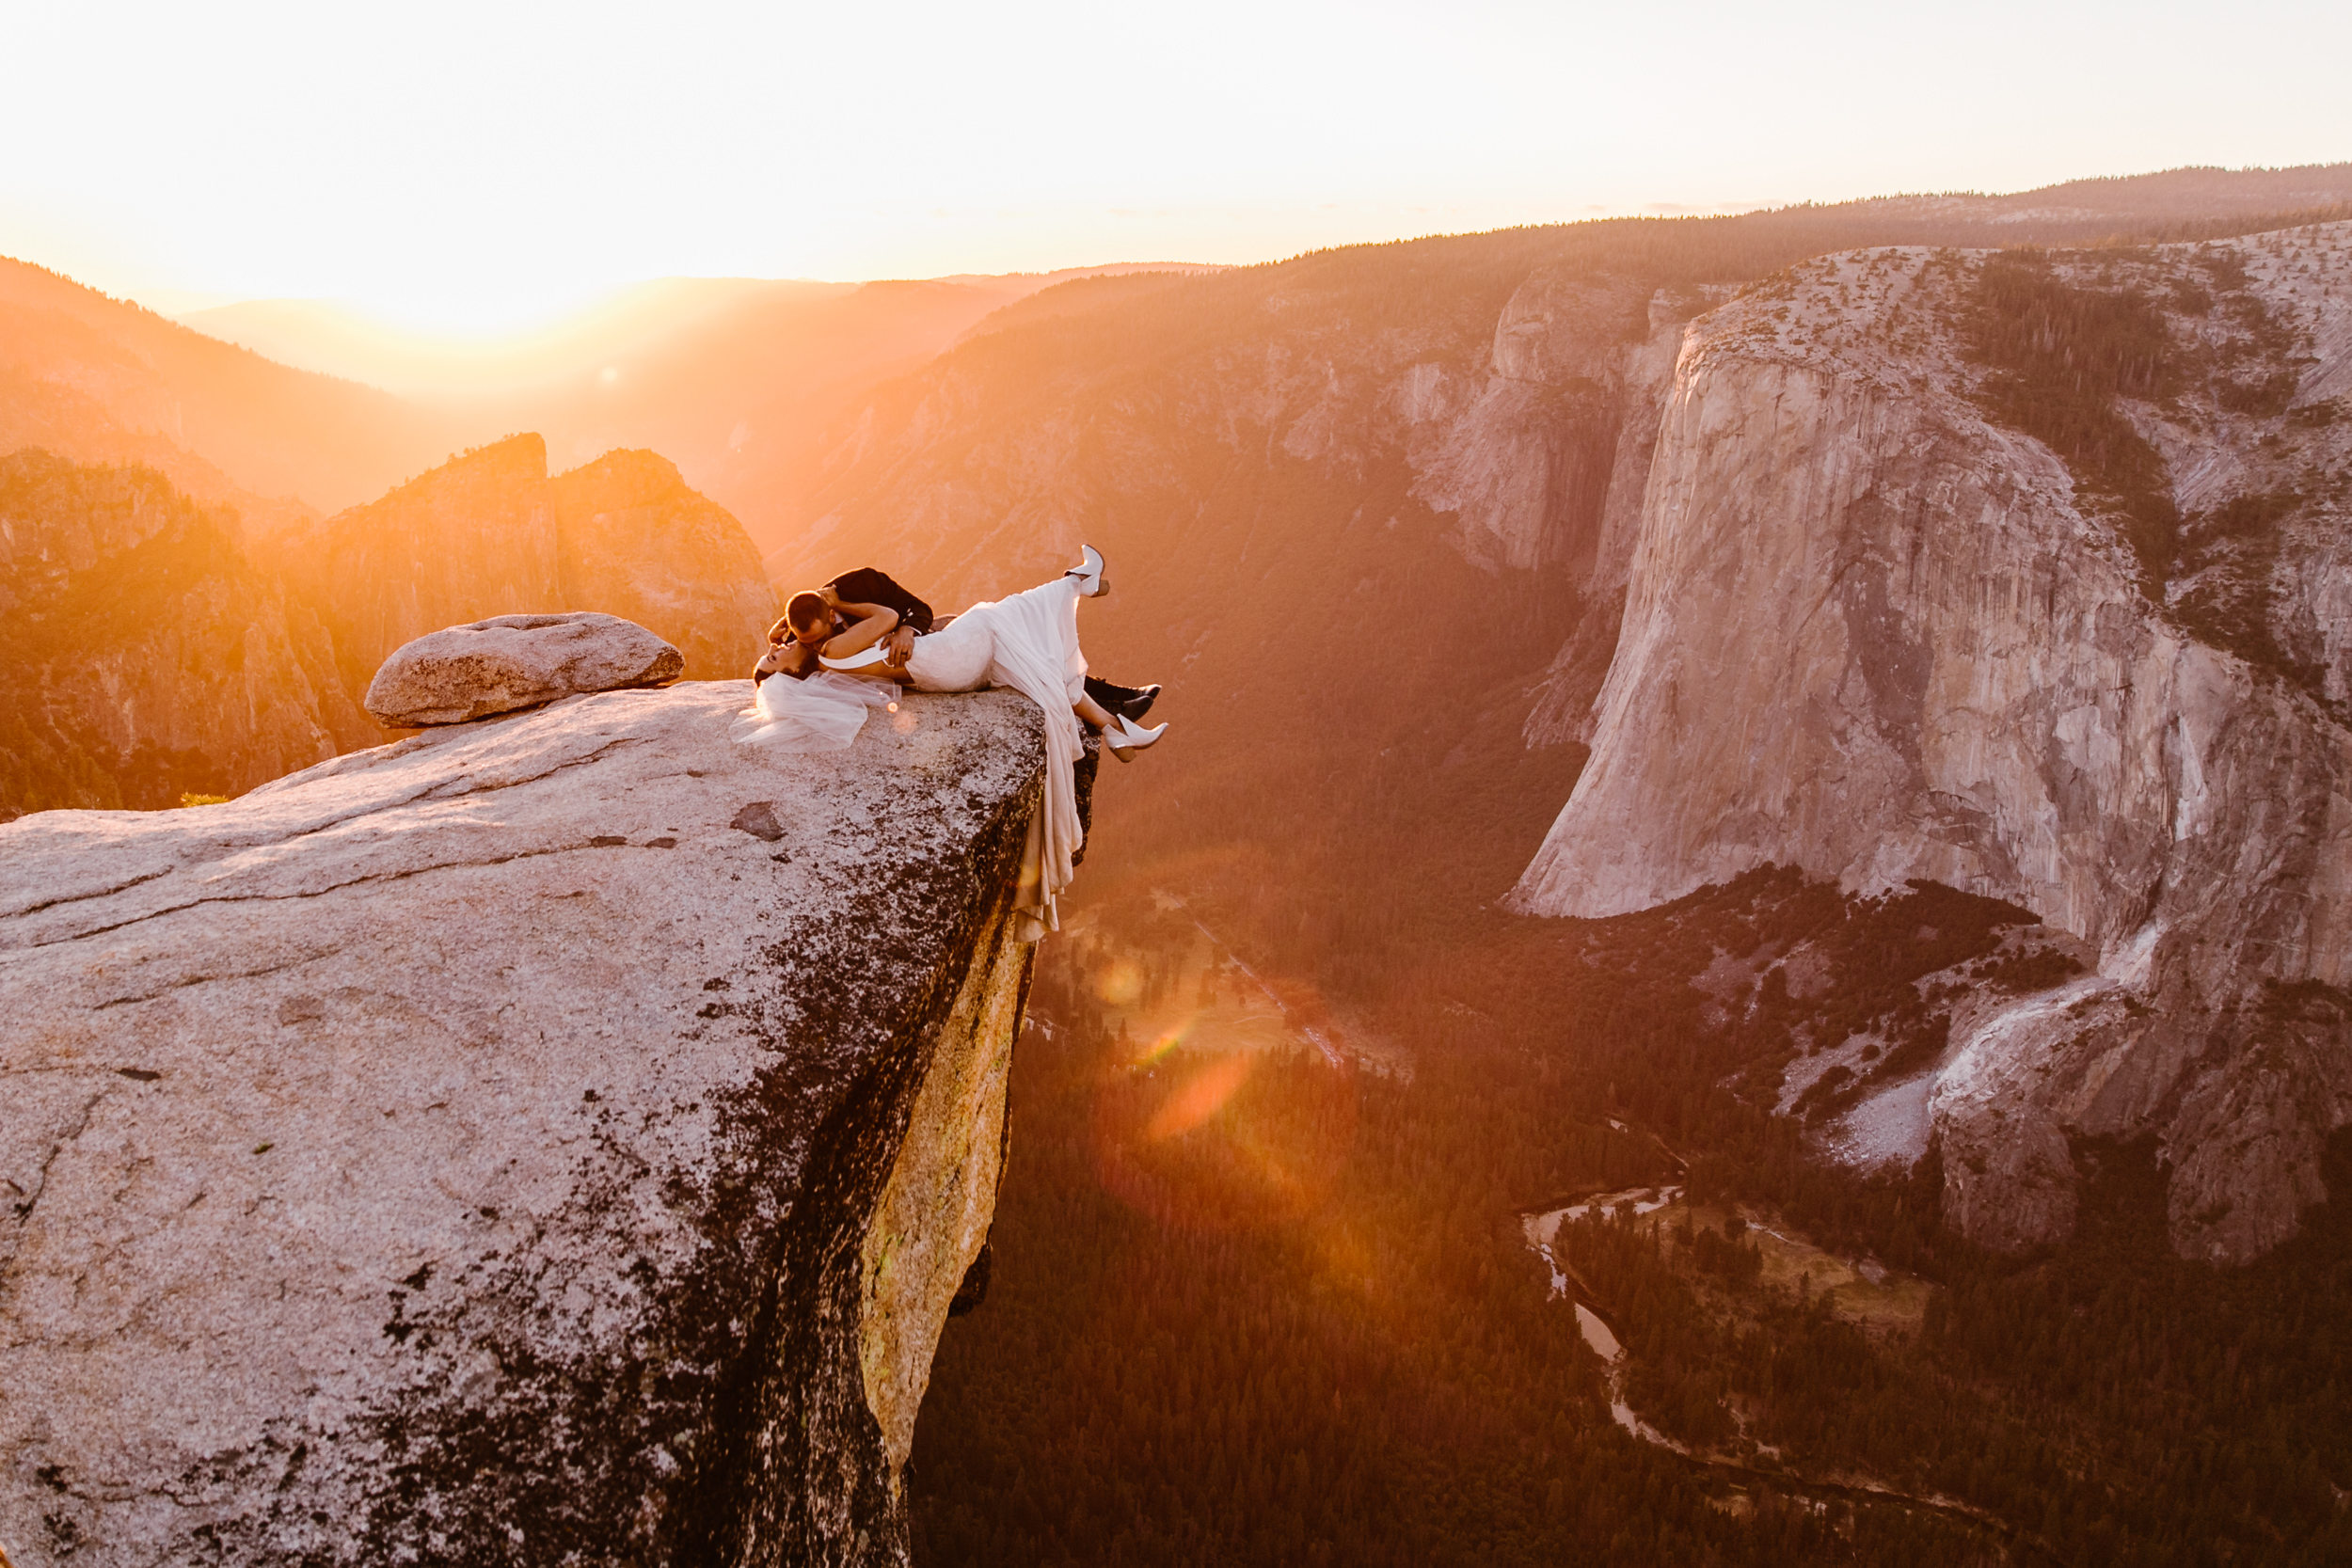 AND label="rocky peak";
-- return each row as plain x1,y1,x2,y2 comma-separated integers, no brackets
550,443,686,503
270,434,778,707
